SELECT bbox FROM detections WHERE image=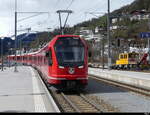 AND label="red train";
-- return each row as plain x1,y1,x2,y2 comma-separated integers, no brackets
8,35,88,90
